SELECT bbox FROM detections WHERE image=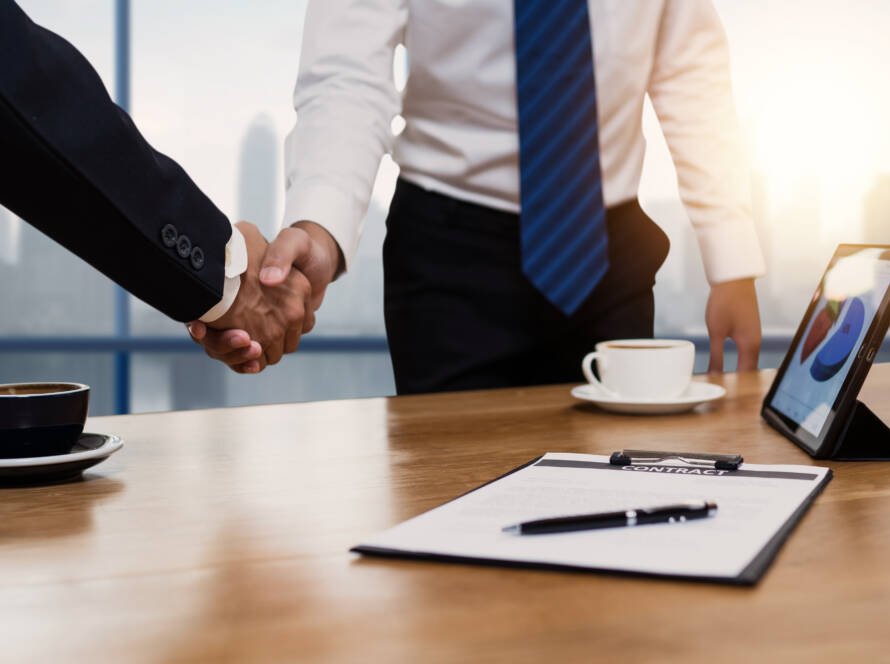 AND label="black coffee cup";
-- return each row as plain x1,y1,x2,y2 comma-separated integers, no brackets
0,383,90,458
